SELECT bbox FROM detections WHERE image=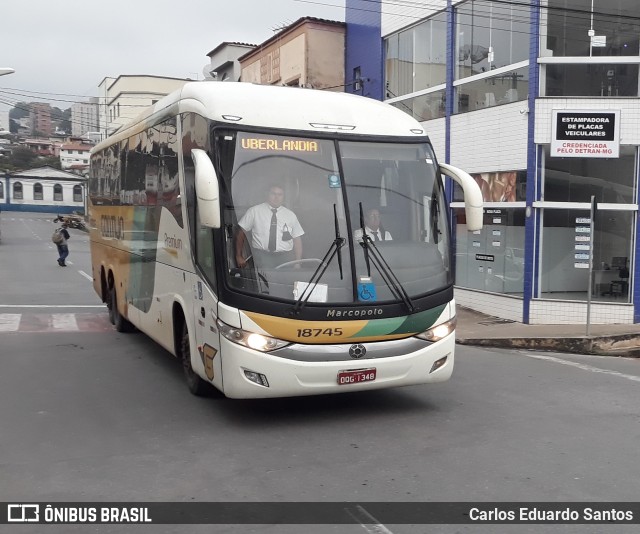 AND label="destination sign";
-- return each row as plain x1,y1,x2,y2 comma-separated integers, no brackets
241,138,319,152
